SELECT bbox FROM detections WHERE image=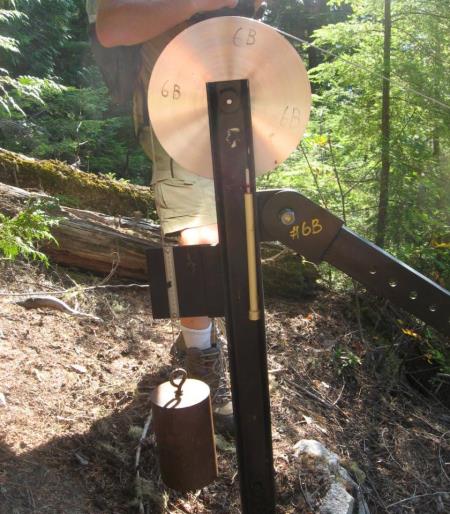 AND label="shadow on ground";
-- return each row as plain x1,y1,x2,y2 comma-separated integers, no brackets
0,367,171,514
